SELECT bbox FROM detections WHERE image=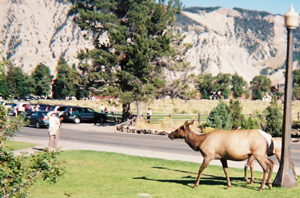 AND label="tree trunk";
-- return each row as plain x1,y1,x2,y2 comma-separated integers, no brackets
136,100,144,122
122,103,130,122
